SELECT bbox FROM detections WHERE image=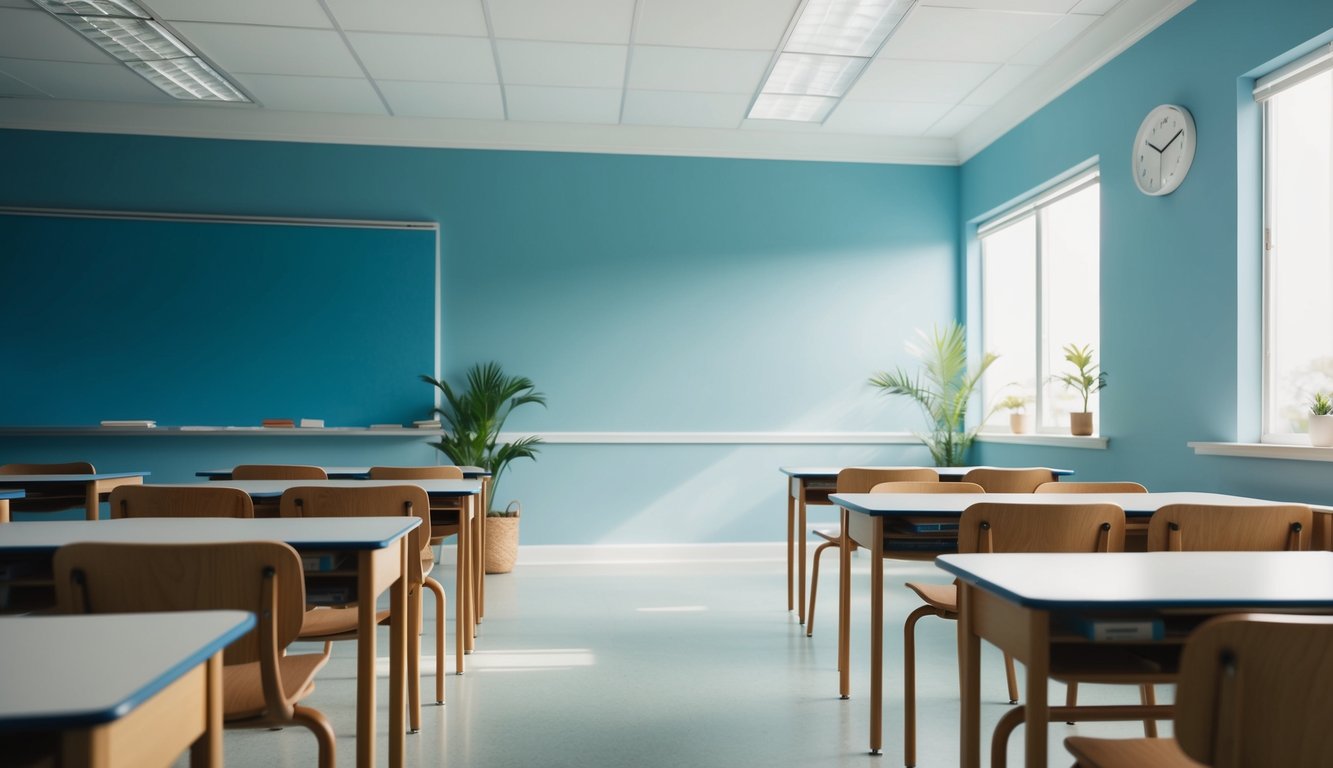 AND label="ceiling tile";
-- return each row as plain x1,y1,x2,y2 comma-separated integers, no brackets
923,103,989,136
878,6,1062,63
963,63,1038,105
822,99,953,135
147,0,331,28
488,0,635,44
345,32,496,83
1070,0,1120,13
0,57,174,102
323,0,487,36
918,0,1080,12
377,80,504,119
635,0,800,51
0,67,47,97
234,73,386,114
505,84,621,124
847,59,998,103
628,46,770,93
1009,12,1099,66
0,0,35,6
0,8,114,64
172,23,364,77
496,40,626,89
622,89,750,129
